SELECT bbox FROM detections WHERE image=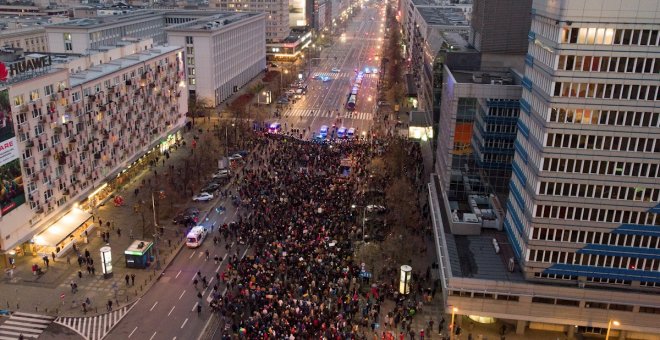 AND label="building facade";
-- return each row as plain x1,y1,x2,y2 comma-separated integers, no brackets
0,42,188,267
212,0,289,42
0,27,48,52
429,1,660,338
470,0,532,55
505,0,660,290
167,12,266,106
45,10,266,107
